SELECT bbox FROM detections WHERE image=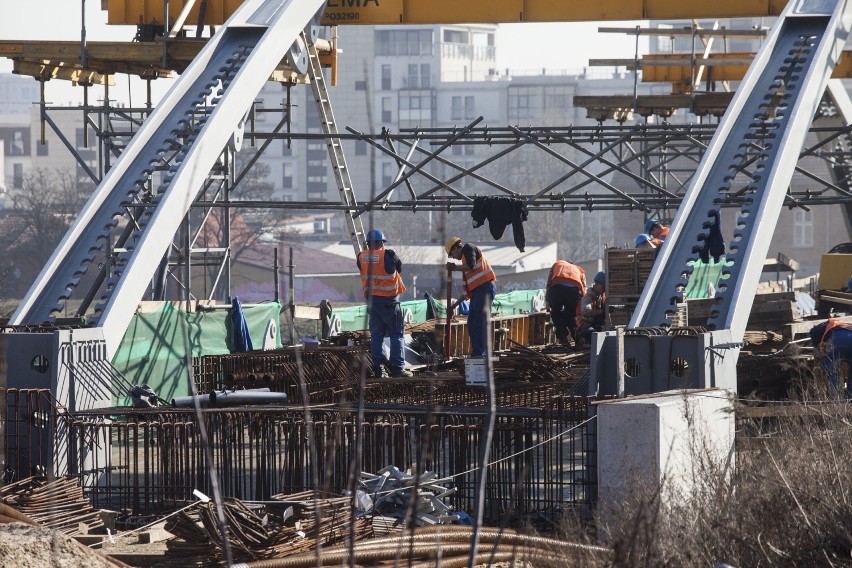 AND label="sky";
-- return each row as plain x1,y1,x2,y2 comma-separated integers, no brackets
0,1,648,105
